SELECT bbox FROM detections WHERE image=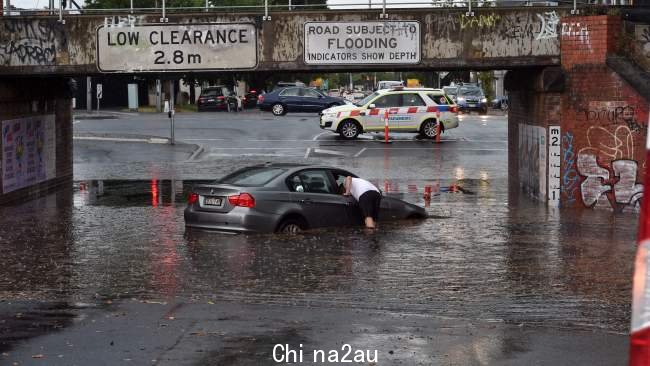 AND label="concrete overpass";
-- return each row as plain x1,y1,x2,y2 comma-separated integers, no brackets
0,7,570,75
0,7,649,213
